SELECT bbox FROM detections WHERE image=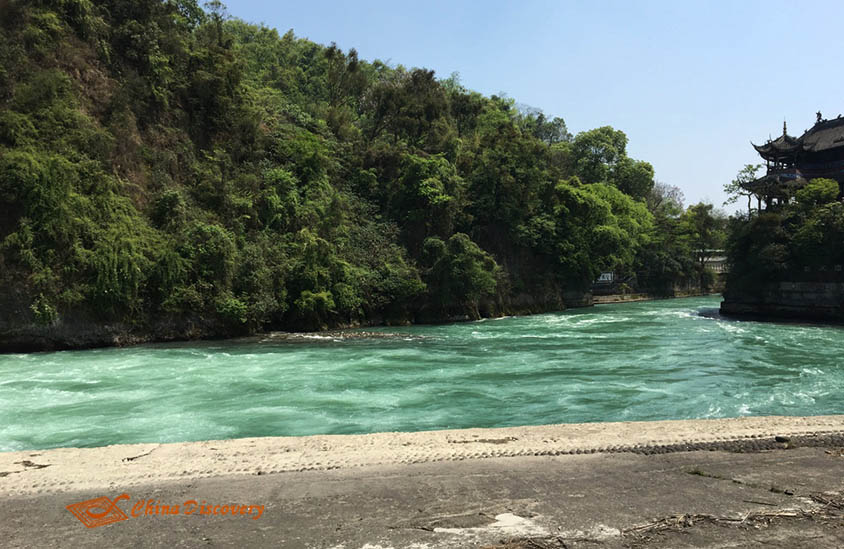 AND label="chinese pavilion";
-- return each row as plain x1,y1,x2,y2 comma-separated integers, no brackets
744,112,844,207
